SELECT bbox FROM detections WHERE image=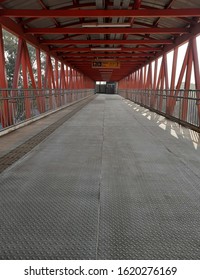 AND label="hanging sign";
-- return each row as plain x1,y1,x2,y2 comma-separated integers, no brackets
92,60,120,68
